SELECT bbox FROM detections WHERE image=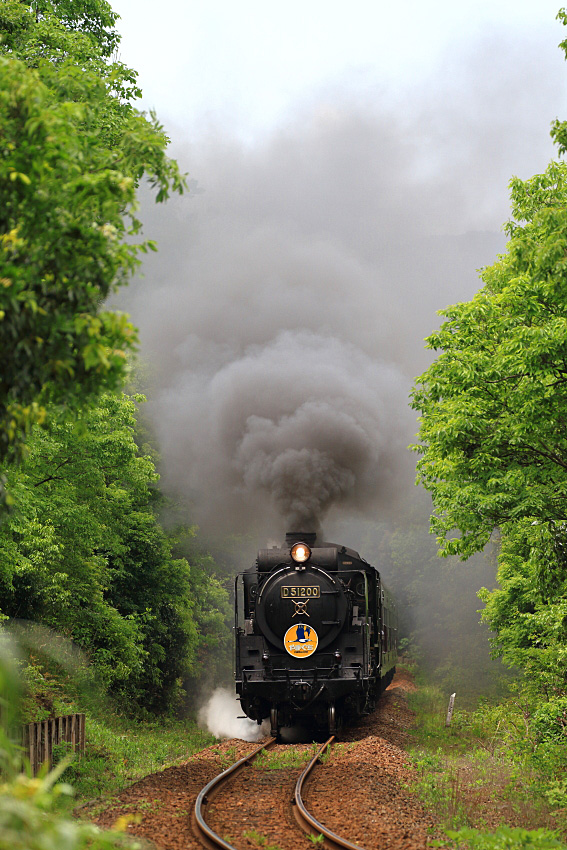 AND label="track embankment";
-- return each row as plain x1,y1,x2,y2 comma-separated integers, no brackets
92,671,436,850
